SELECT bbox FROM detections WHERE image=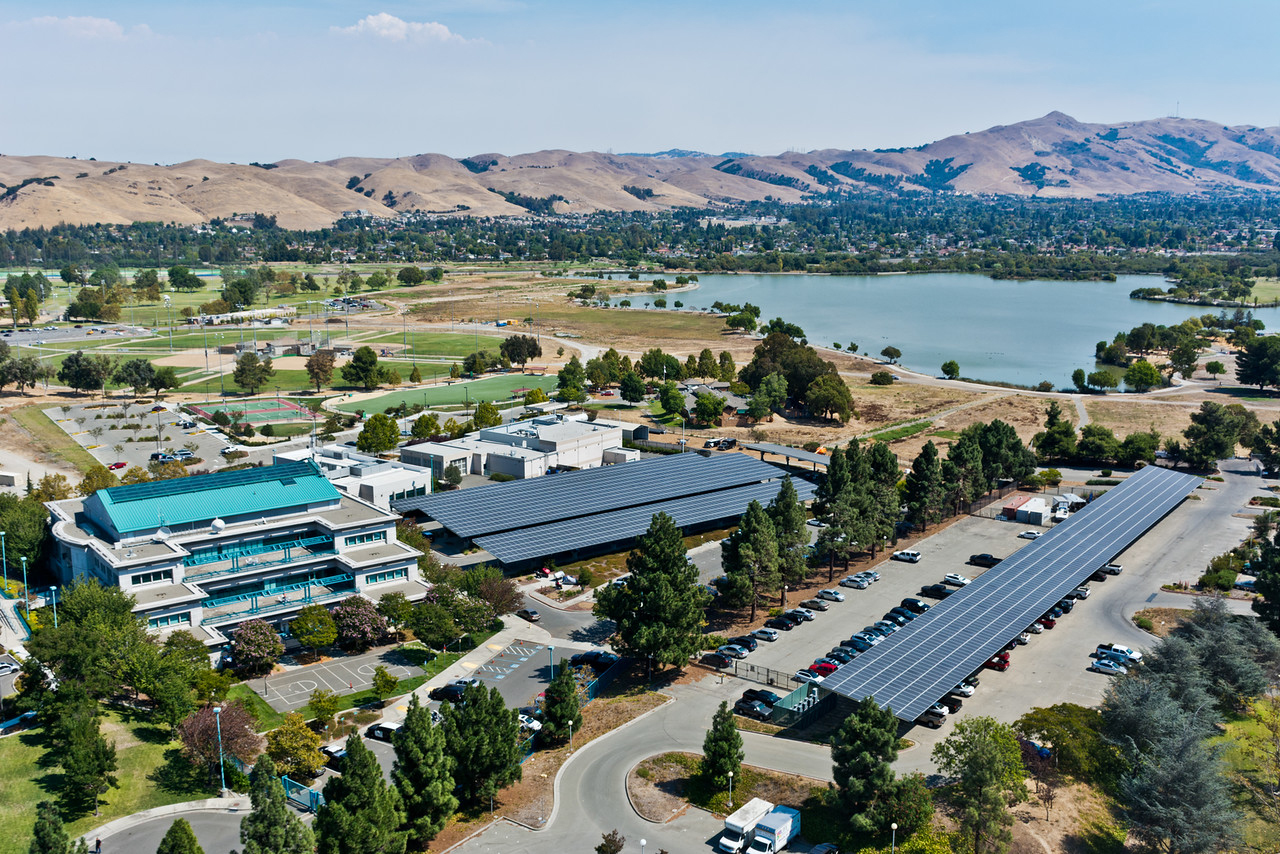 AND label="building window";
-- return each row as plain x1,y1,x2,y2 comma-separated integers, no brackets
344,531,388,547
390,485,427,501
366,569,407,585
131,569,174,586
149,612,191,628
